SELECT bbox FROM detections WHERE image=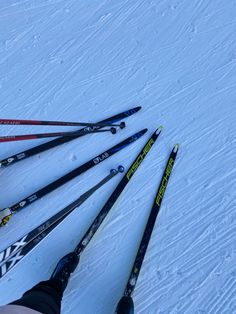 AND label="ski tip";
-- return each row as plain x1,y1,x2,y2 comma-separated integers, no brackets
155,125,163,135
173,144,180,153
135,105,142,111
118,165,125,173
137,128,148,136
